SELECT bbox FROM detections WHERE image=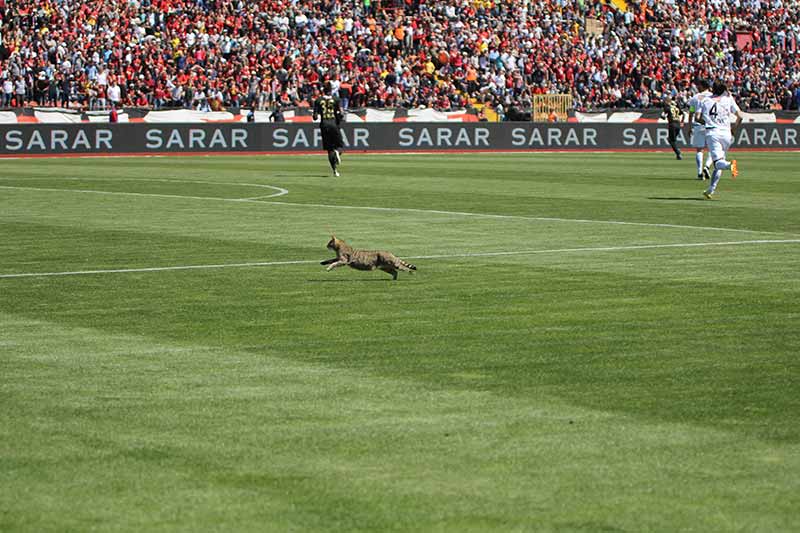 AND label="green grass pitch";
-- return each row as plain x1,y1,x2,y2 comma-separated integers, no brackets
1,152,799,532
